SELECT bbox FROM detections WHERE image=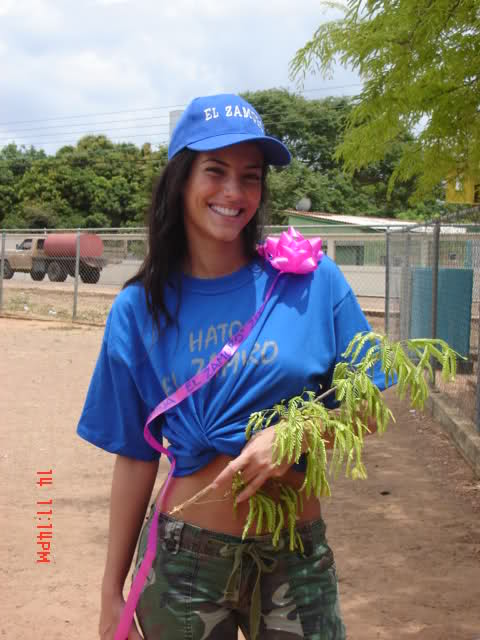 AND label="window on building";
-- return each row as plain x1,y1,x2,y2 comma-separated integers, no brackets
335,245,365,266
